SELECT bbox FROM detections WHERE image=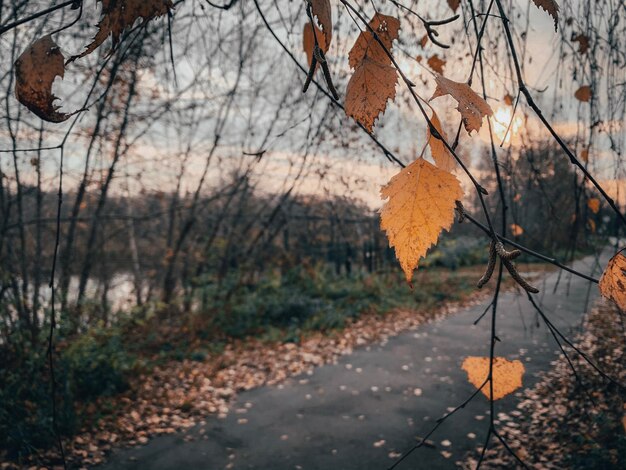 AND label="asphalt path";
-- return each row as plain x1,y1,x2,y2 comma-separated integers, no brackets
98,254,603,470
